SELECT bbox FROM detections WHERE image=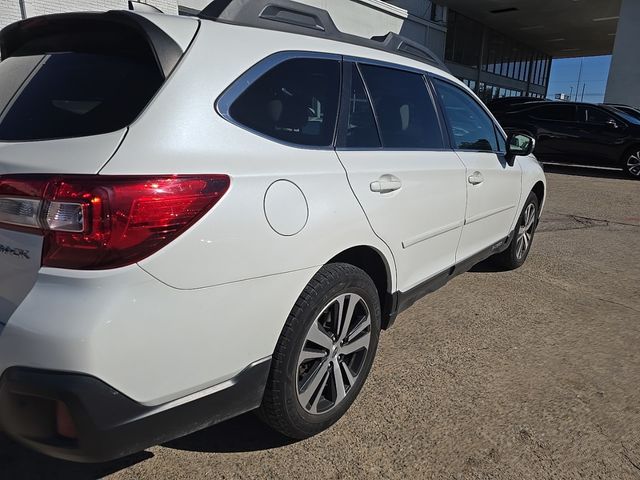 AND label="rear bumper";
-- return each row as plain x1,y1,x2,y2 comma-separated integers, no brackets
0,358,270,463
